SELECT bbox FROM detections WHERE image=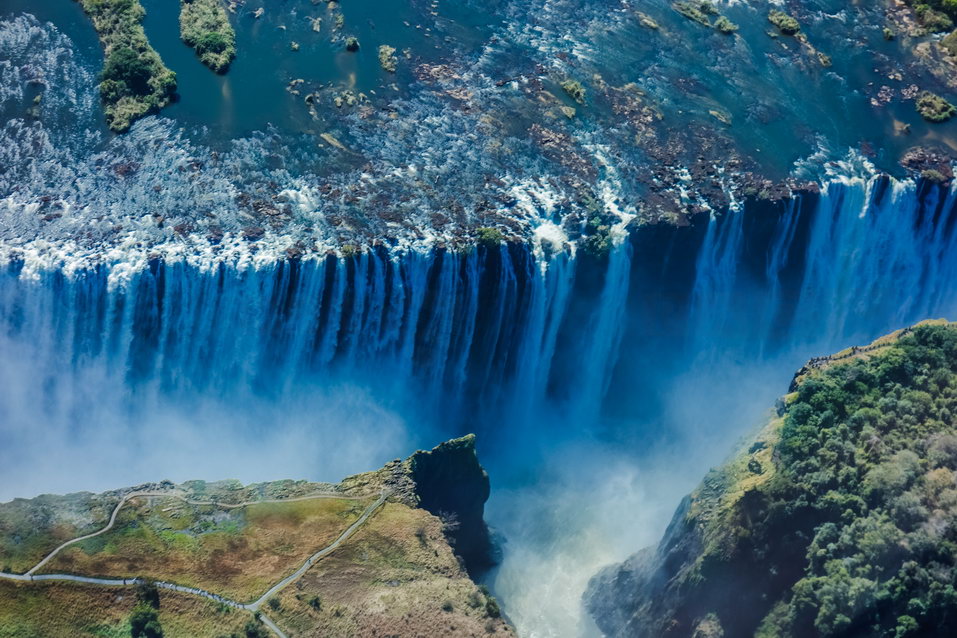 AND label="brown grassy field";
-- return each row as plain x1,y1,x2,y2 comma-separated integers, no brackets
269,502,513,637
0,493,119,573
0,580,250,637
41,495,372,601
